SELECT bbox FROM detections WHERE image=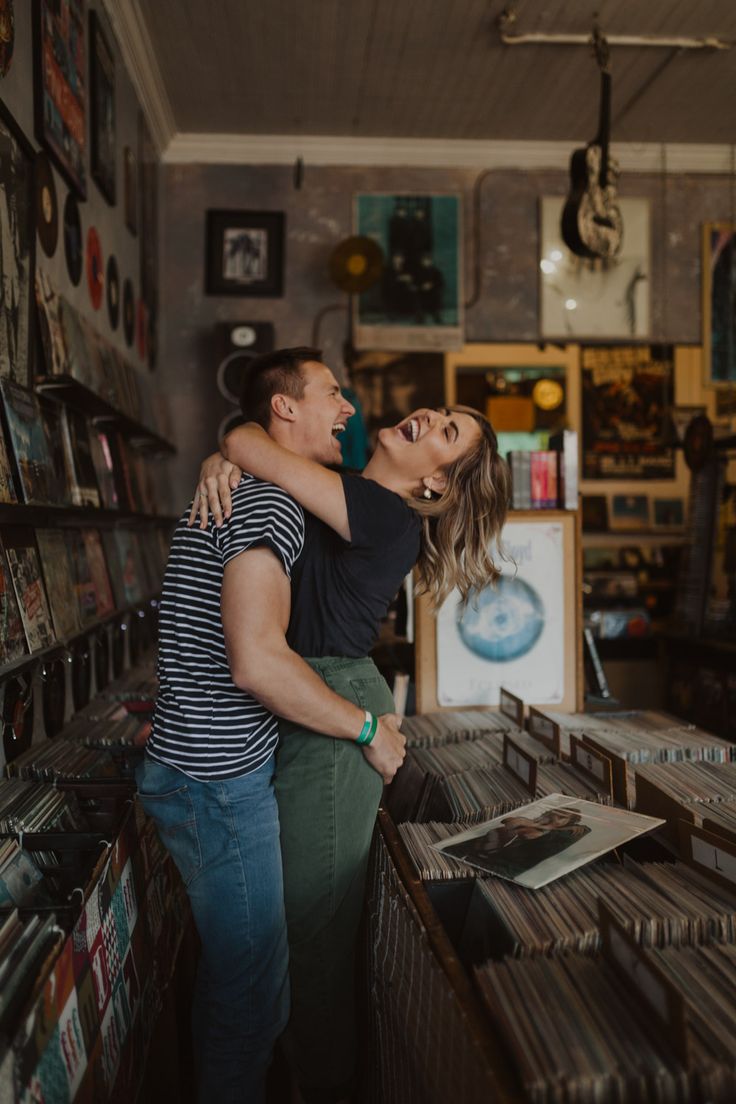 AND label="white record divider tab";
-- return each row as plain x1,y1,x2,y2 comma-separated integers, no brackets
527,706,561,757
570,734,612,800
499,687,525,729
678,821,736,894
